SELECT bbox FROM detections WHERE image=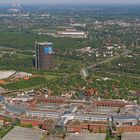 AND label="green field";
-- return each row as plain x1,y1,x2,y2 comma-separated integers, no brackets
0,31,86,50
2,77,47,90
